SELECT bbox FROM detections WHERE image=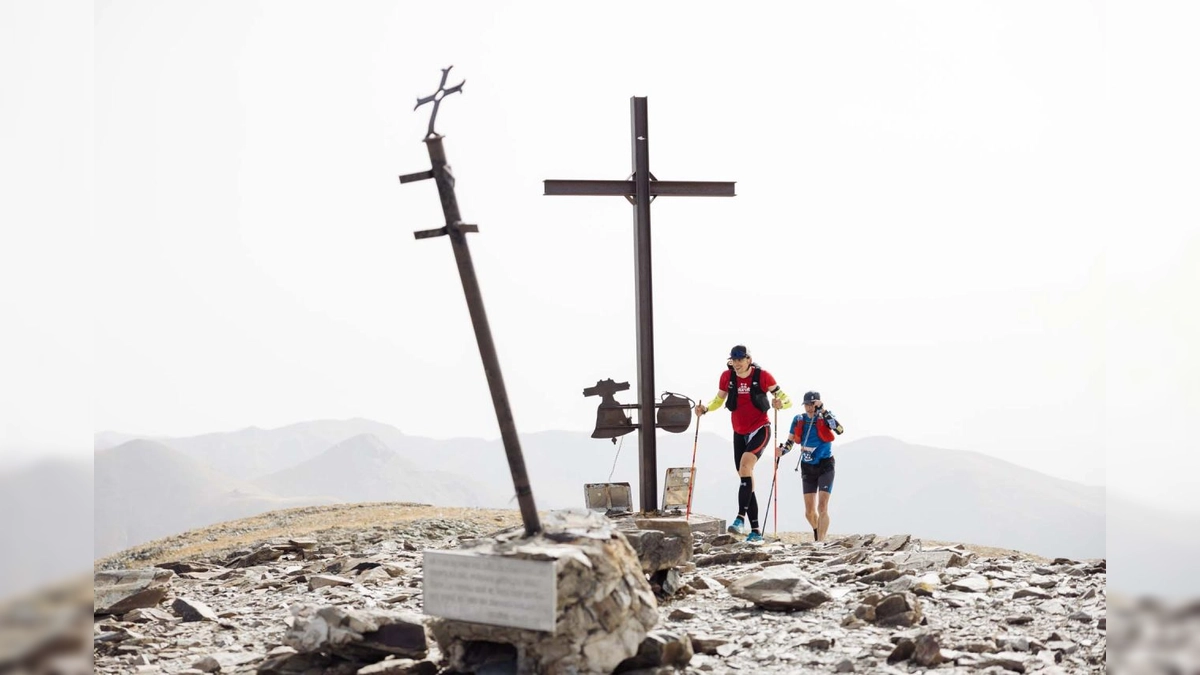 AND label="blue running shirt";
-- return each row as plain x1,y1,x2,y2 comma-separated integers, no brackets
791,413,833,464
